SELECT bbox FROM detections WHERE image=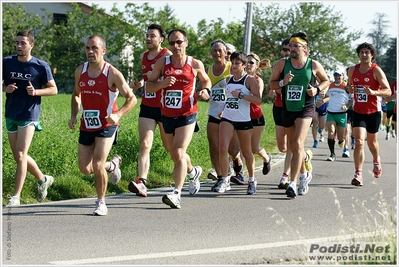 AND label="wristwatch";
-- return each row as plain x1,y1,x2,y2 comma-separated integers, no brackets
238,92,244,99
316,86,321,94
